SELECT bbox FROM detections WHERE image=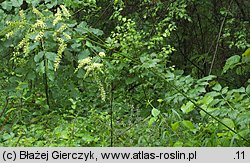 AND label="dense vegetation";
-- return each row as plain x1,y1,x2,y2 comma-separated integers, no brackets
0,0,249,147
